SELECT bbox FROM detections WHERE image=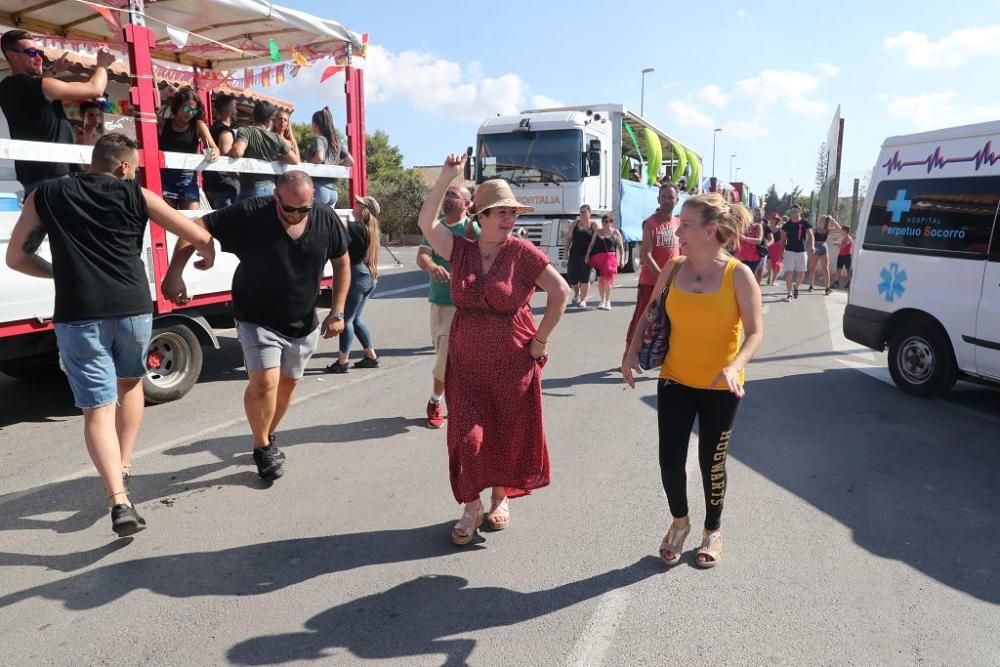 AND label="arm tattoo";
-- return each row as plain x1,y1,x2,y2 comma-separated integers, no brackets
22,226,47,255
